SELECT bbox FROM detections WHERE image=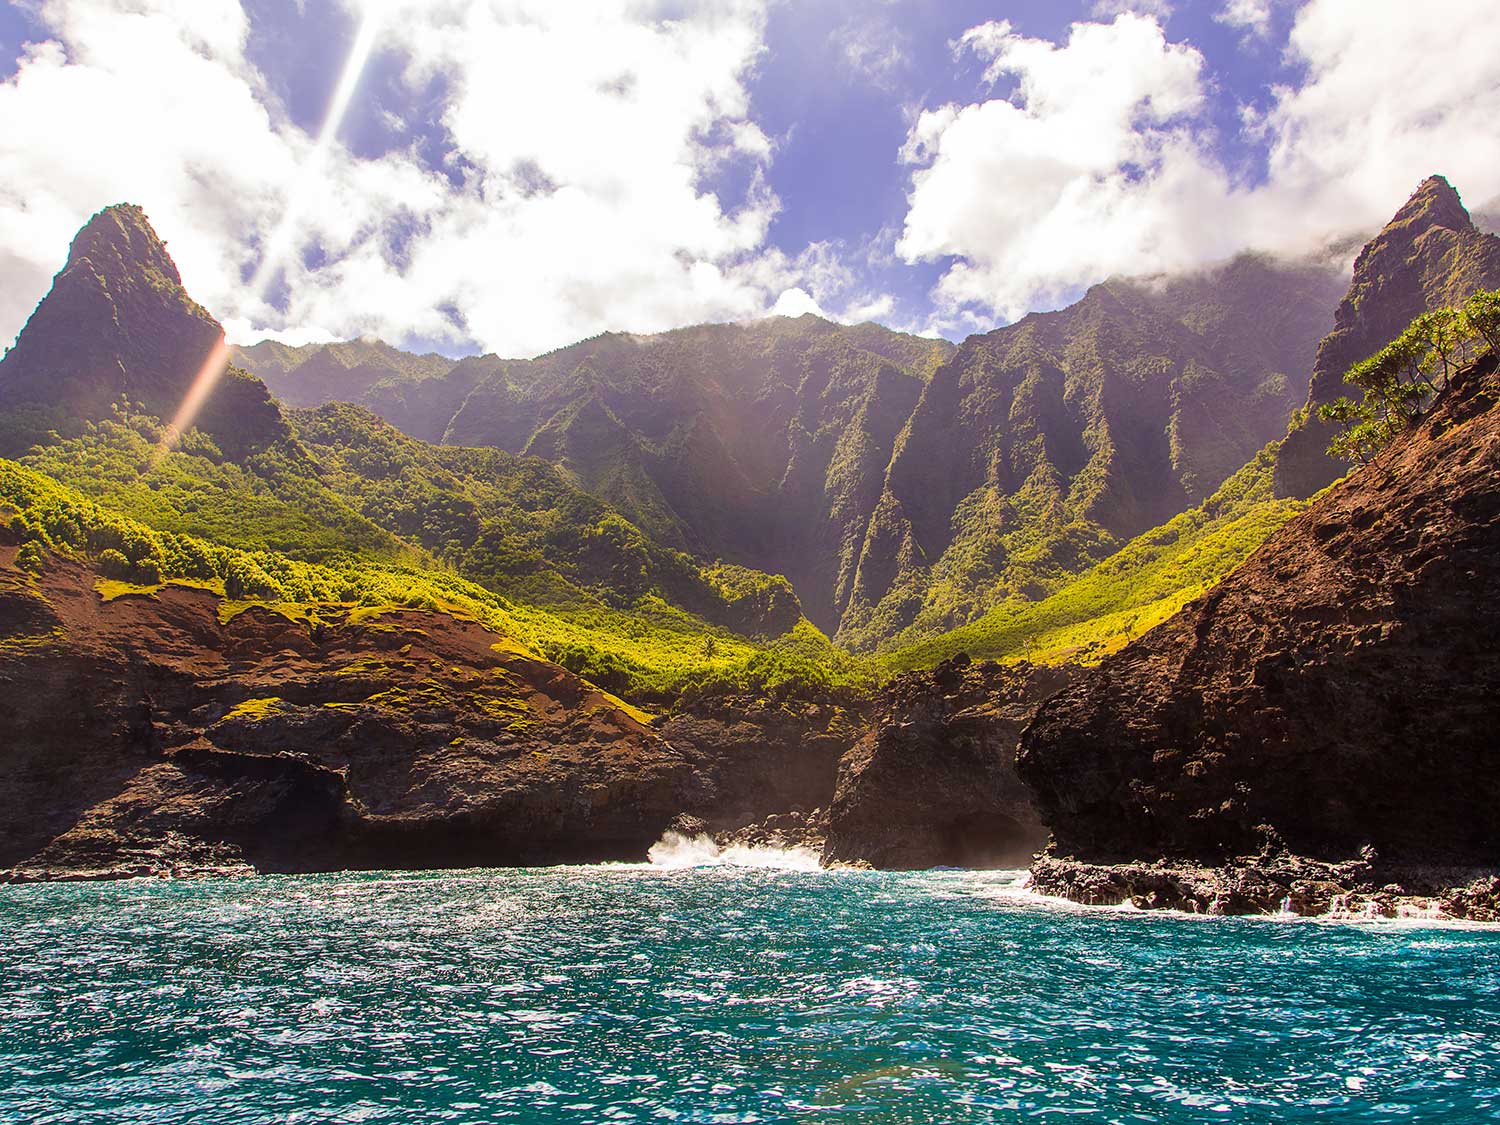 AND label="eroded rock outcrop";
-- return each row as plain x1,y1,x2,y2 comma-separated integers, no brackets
0,546,714,881
658,689,868,839
821,656,1072,869
1019,355,1500,912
